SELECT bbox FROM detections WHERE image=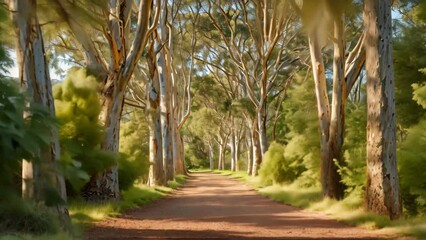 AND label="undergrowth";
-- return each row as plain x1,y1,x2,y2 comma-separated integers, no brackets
1,175,186,240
